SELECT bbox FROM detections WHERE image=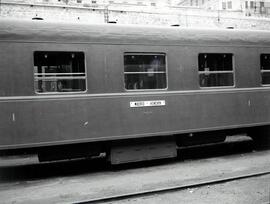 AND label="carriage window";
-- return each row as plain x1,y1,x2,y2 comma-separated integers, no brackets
124,53,167,90
198,53,234,87
261,54,270,85
34,51,86,93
